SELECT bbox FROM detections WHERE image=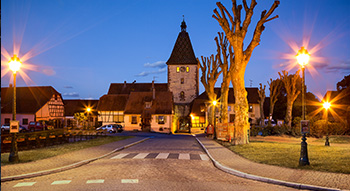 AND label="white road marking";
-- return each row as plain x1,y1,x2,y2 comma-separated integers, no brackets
86,179,105,184
13,182,36,187
200,154,209,161
51,180,72,185
111,153,129,159
121,179,139,183
156,153,169,159
179,153,190,160
133,153,149,159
